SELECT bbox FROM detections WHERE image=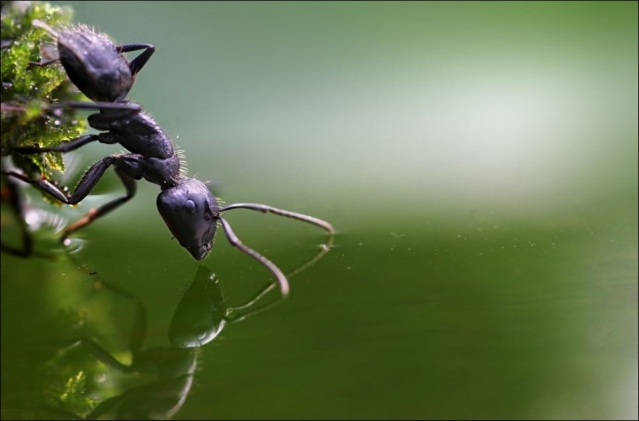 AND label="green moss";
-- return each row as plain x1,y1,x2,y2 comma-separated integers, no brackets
1,1,87,177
